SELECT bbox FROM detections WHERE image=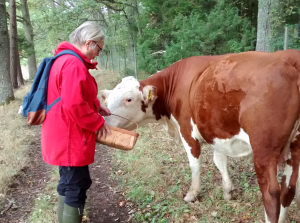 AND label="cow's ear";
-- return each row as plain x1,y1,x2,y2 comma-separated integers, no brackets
99,90,111,101
141,85,156,105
